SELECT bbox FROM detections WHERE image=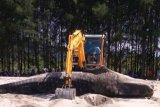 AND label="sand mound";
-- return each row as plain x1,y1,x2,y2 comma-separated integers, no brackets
50,97,91,107
80,93,113,106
